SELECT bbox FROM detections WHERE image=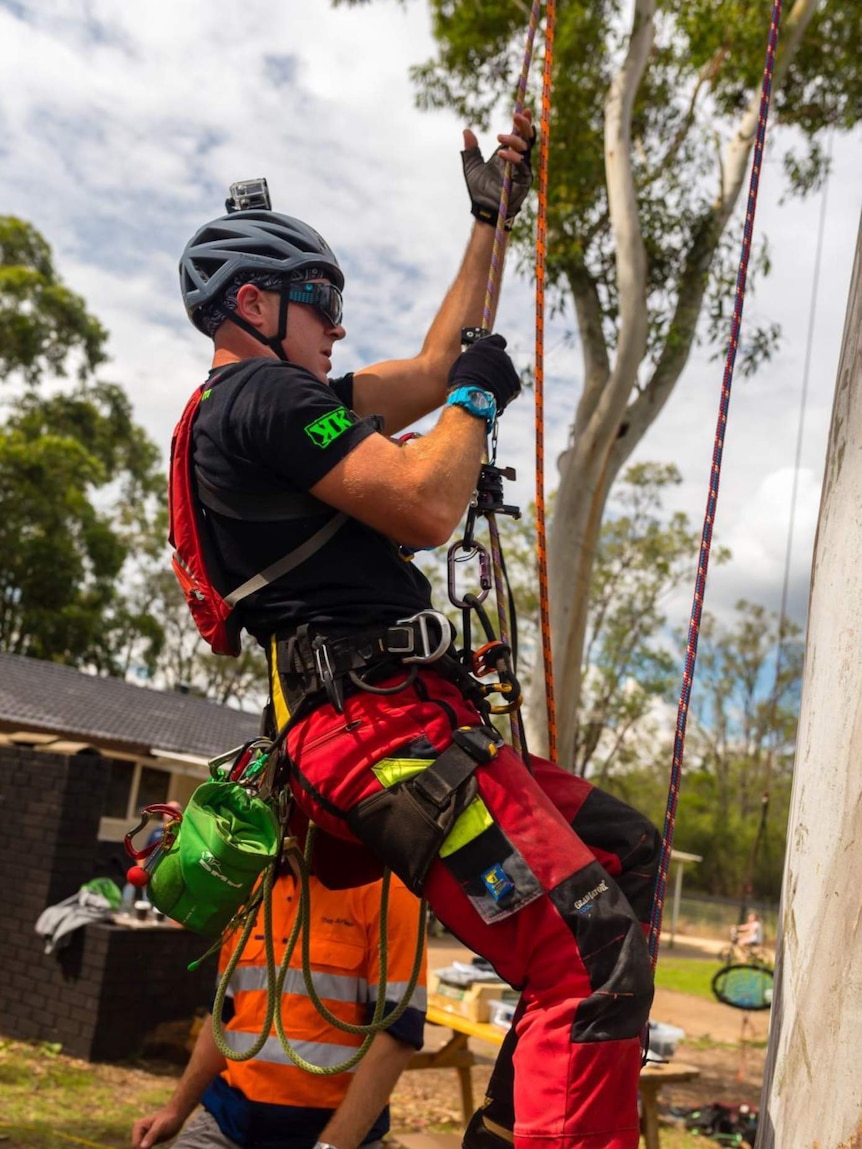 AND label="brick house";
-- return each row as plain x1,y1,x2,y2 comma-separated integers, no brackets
0,652,261,1060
